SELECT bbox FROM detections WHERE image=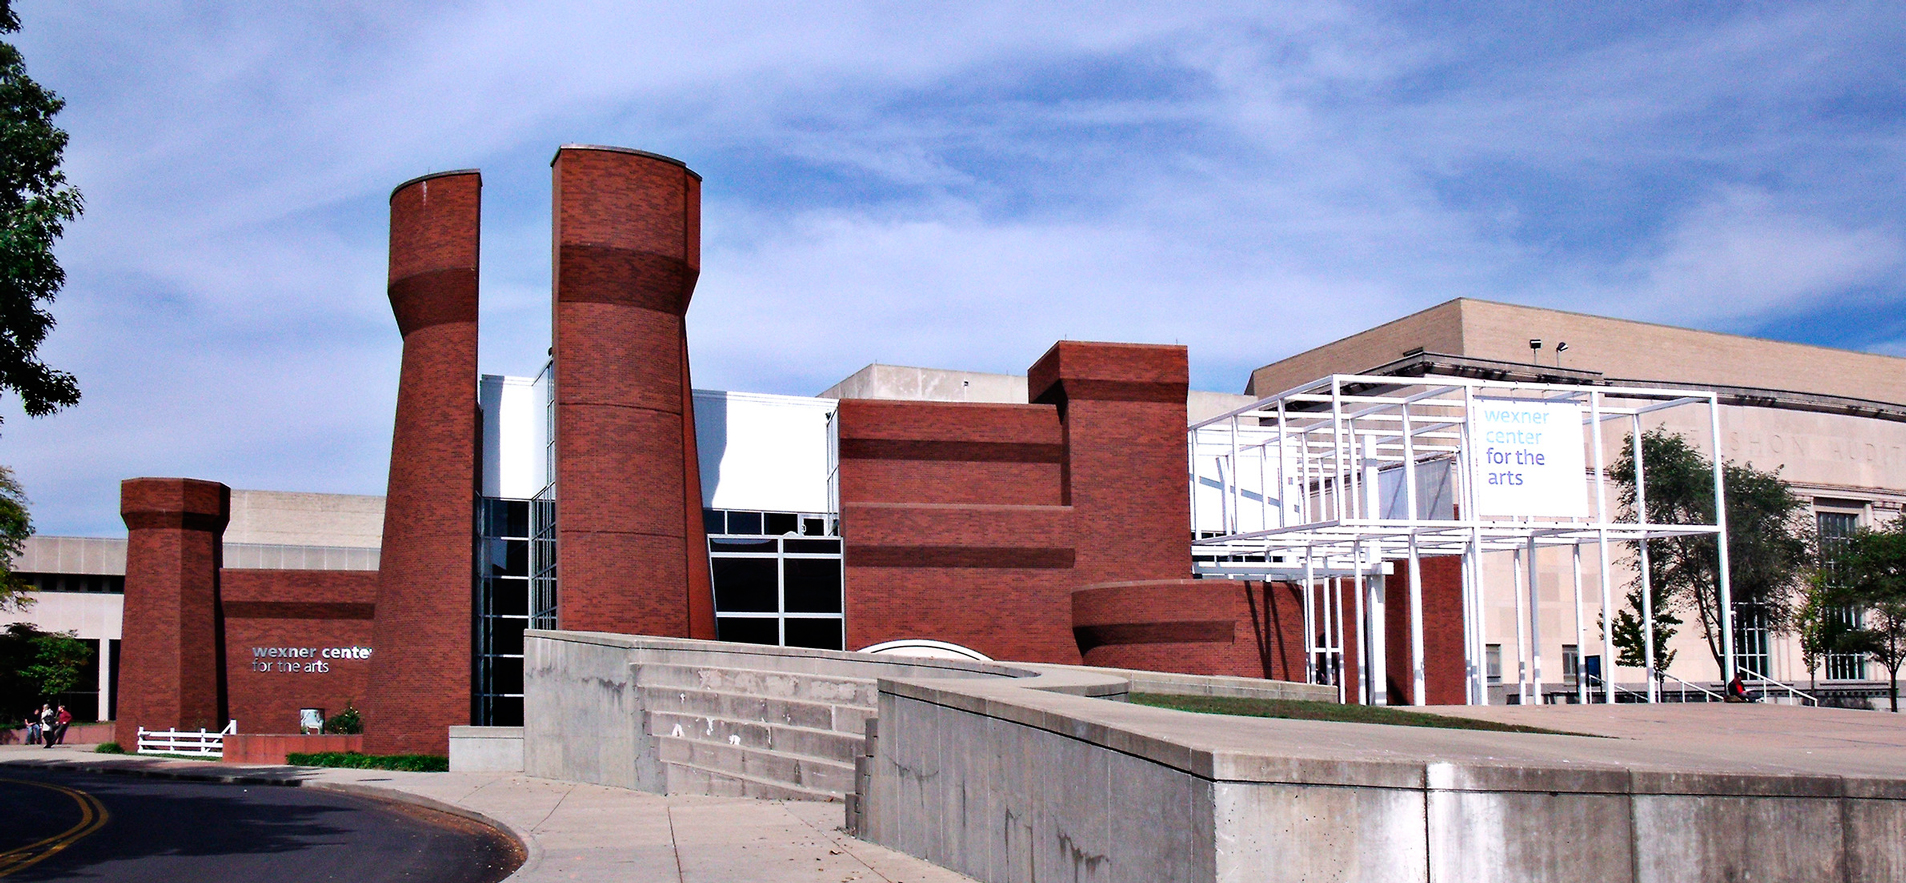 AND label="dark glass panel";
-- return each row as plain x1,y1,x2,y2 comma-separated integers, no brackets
784,618,844,651
717,617,779,646
704,509,726,534
783,559,842,613
503,500,531,537
710,538,777,552
784,539,841,555
712,558,778,612
492,696,524,727
504,539,530,576
726,511,762,534
493,618,528,655
765,513,798,536
801,517,825,536
493,656,524,693
491,578,530,616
